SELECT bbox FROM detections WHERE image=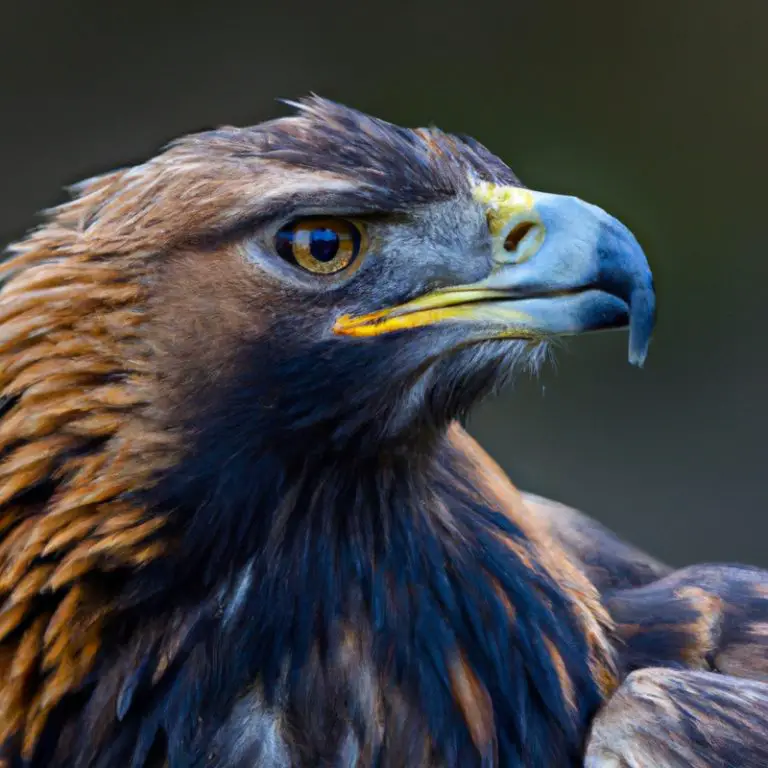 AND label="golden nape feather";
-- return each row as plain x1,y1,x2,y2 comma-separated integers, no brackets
0,168,178,756
0,97,766,767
